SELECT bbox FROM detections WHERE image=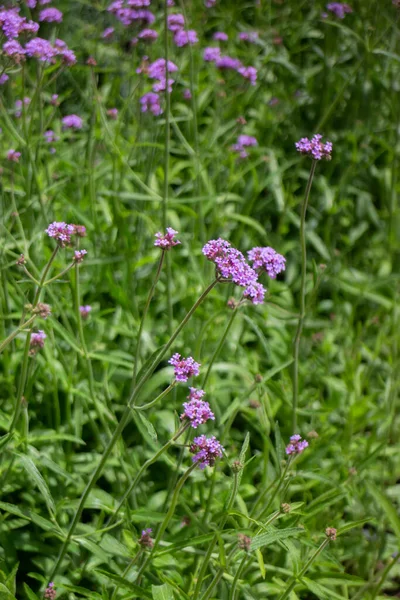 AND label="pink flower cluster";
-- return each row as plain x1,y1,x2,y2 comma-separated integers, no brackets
326,2,352,18
167,13,198,47
30,330,46,355
45,222,86,247
248,247,286,278
295,134,332,161
202,47,257,86
139,58,179,116
169,354,200,382
238,31,259,43
44,582,56,600
190,435,224,469
107,0,154,27
285,434,308,456
231,135,258,159
39,8,63,23
181,388,215,428
154,227,180,250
